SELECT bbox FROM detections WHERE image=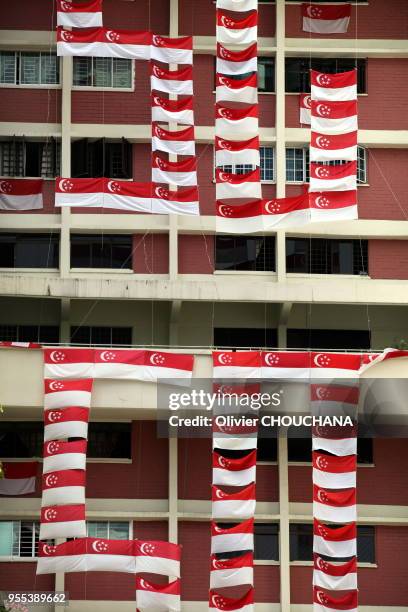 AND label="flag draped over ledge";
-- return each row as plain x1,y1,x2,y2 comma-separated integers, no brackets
0,178,43,211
